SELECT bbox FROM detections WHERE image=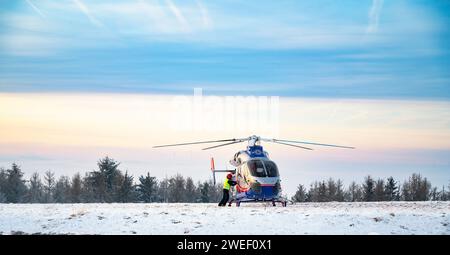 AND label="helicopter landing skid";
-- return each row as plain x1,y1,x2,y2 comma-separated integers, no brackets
228,198,287,207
